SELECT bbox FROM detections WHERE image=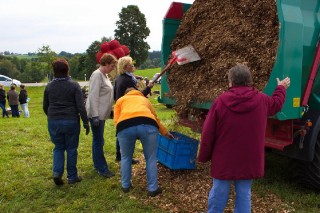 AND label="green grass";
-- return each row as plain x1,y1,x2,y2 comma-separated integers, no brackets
135,68,160,79
0,85,169,212
0,83,319,212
